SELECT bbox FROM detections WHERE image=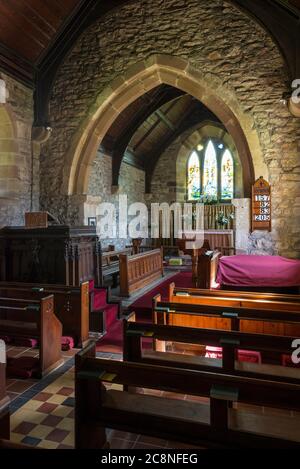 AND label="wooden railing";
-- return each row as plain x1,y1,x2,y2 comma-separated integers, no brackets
119,249,163,297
